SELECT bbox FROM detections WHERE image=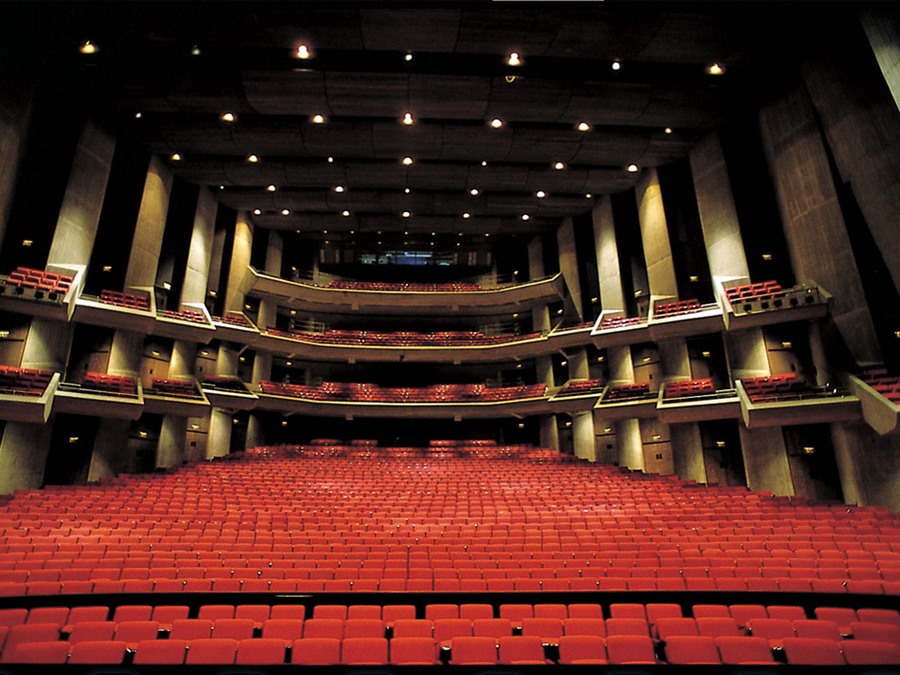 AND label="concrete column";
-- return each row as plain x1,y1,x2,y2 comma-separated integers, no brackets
617,419,643,471
572,411,596,462
169,341,195,378
256,231,283,331
217,343,240,377
0,423,53,493
592,196,626,310
831,423,900,511
689,133,751,280
556,217,583,321
739,426,794,496
224,213,253,313
108,330,143,375
608,345,635,382
124,156,173,288
635,168,679,297
207,408,233,459
87,418,133,481
658,339,691,380
245,414,266,451
860,8,900,114
670,422,706,484
157,416,187,468
726,329,771,381
251,352,272,386
0,88,32,249
568,349,590,380
180,187,217,305
759,85,882,365
808,322,833,386
539,415,559,451
47,120,115,268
